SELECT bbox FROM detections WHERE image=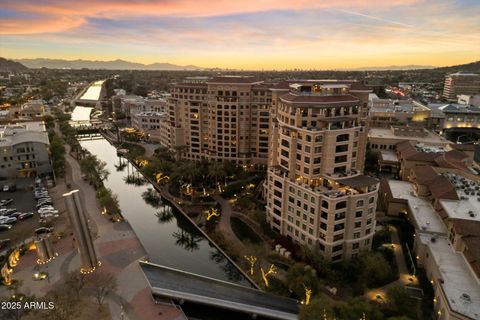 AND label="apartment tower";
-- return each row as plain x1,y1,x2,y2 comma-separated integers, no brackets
161,76,271,164
443,72,480,101
266,81,379,261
